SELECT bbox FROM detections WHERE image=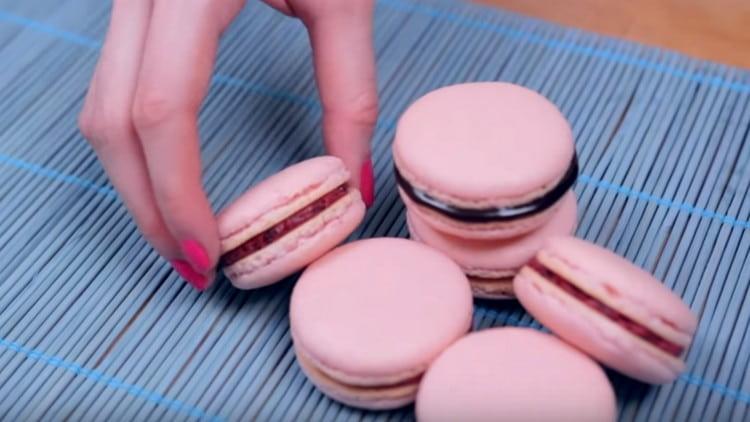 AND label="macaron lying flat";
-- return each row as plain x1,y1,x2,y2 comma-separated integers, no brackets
416,328,616,422
408,191,577,299
514,236,698,384
393,82,578,240
290,238,473,410
218,156,365,289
